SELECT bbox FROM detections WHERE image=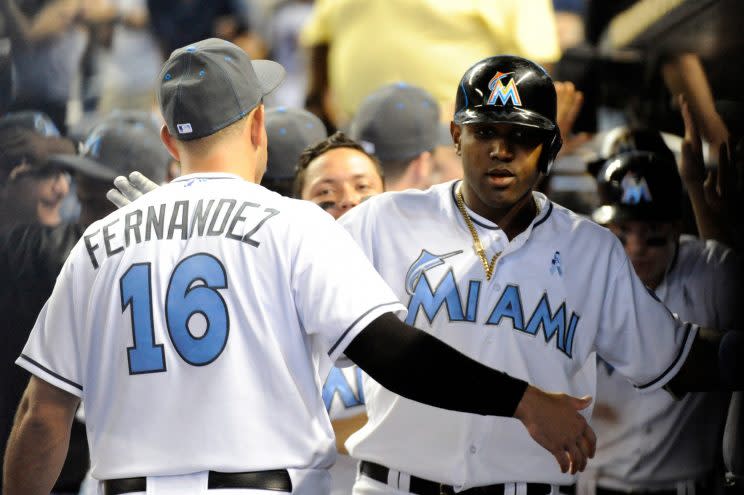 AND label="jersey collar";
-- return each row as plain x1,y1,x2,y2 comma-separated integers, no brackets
171,172,244,183
449,180,553,234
